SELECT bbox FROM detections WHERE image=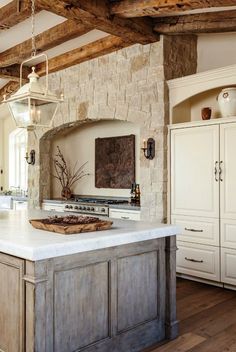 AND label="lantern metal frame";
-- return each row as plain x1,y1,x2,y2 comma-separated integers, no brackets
3,53,63,129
